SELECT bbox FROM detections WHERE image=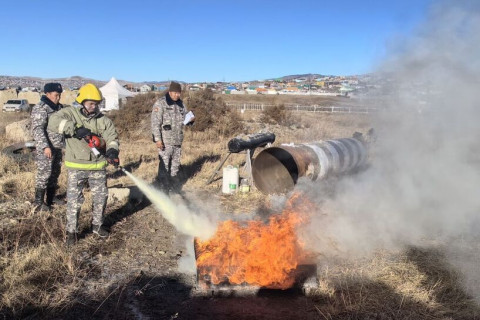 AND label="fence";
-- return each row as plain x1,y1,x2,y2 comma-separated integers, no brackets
225,102,381,114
